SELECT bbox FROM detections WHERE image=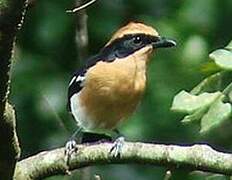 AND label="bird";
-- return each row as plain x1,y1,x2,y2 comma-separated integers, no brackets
65,22,176,158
